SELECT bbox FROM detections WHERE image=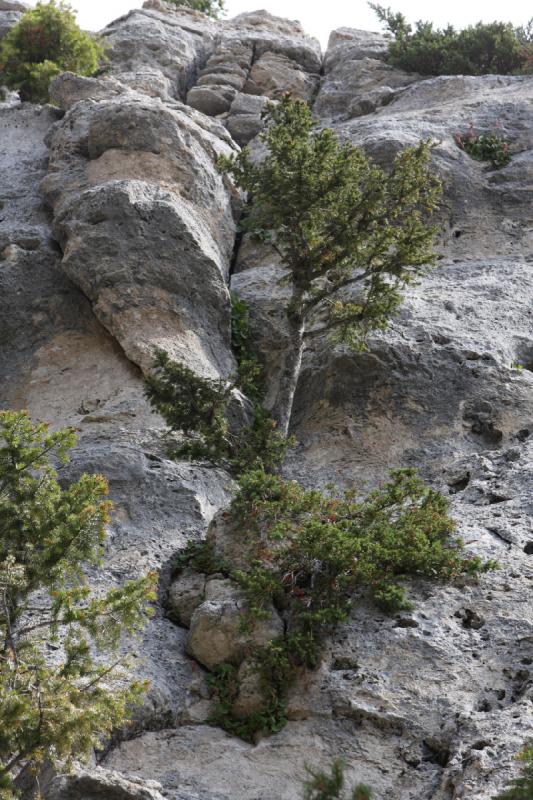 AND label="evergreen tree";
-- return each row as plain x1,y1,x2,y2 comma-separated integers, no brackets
219,97,442,435
0,411,156,797
370,5,533,76
0,1,104,103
